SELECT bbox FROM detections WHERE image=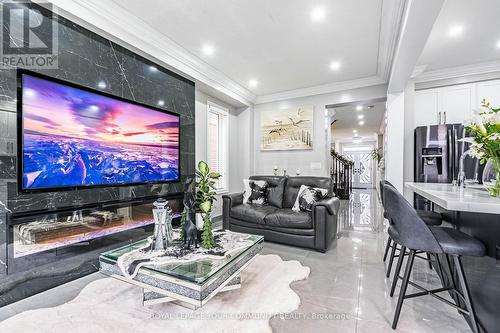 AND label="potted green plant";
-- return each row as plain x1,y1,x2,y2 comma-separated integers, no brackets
464,99,500,197
179,161,221,248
